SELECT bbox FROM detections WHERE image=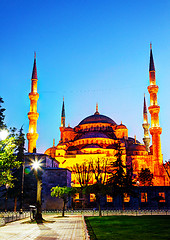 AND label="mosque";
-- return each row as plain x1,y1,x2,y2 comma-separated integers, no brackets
27,46,170,187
